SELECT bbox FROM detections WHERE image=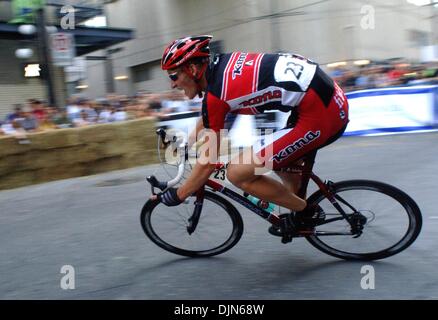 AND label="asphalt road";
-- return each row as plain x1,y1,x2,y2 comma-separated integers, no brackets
1,131,437,299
